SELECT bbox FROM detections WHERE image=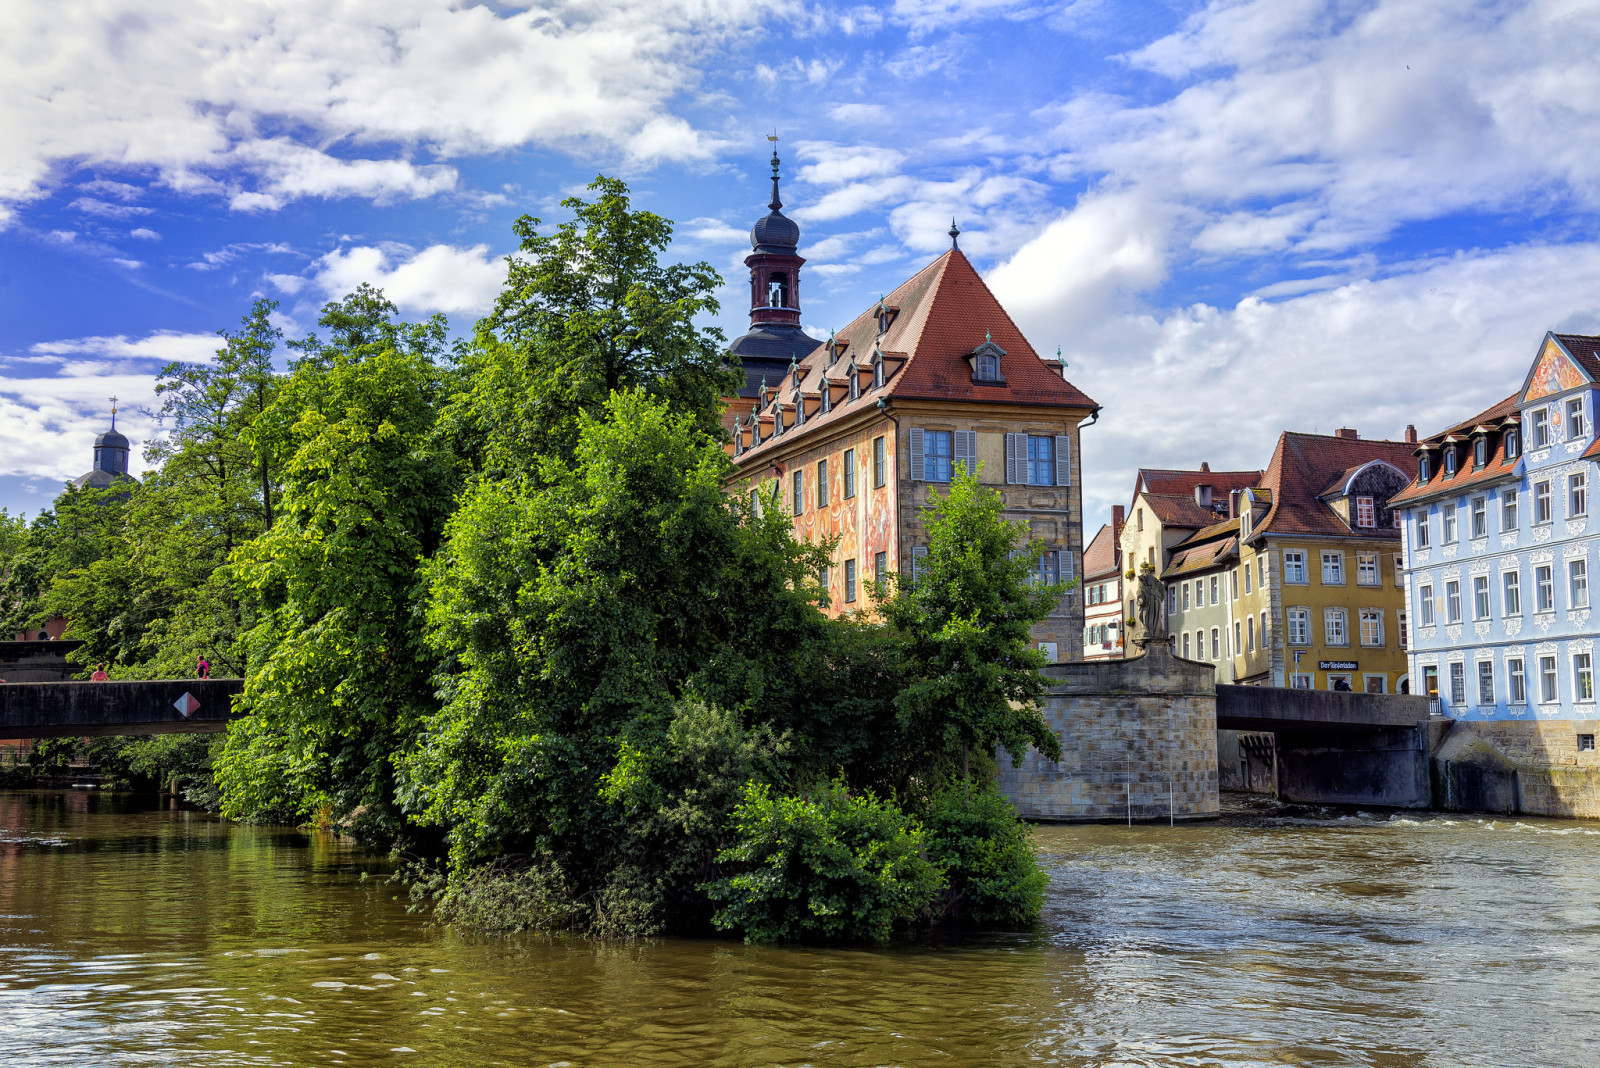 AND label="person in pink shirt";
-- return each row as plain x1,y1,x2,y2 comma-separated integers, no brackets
90,664,110,681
